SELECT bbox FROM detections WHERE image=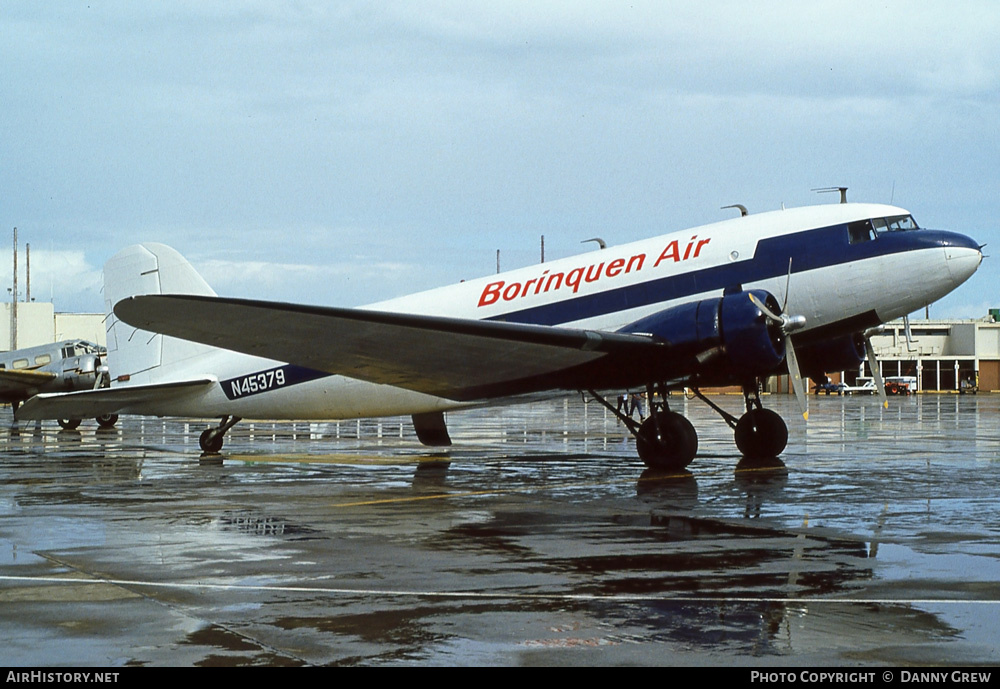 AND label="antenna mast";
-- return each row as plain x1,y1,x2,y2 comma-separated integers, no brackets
812,186,848,203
